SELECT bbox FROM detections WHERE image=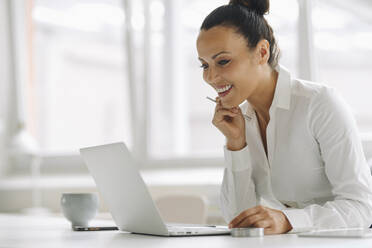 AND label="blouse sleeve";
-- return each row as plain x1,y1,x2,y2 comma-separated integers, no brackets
220,145,257,223
282,87,372,232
